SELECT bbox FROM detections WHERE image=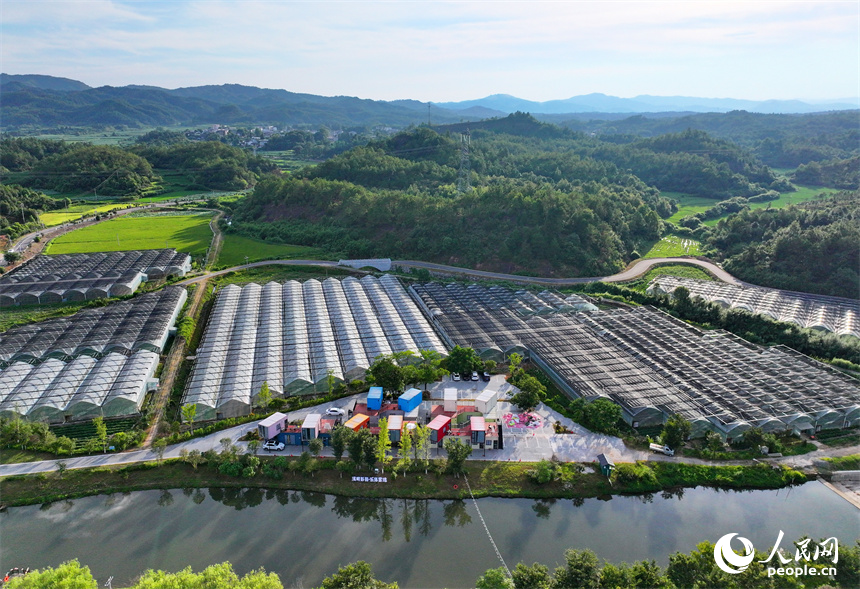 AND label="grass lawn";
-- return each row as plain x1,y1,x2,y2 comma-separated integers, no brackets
217,234,331,268
641,235,701,258
664,186,839,226
0,300,93,332
44,213,214,255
